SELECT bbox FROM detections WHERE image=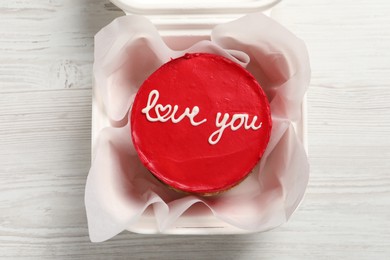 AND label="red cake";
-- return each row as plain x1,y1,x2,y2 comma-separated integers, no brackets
130,53,272,195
